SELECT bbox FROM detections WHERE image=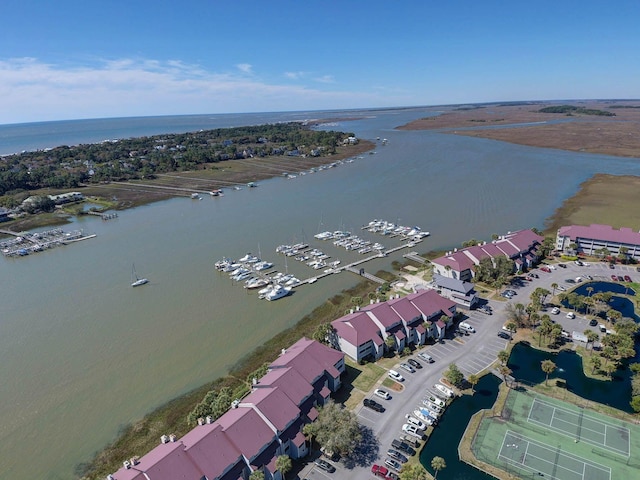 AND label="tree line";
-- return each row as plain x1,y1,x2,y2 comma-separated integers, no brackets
0,123,354,202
